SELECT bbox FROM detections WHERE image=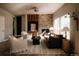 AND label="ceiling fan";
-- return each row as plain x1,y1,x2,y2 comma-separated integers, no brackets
30,7,38,12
